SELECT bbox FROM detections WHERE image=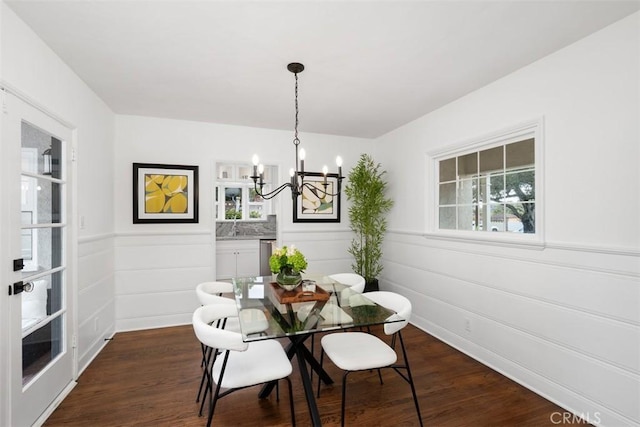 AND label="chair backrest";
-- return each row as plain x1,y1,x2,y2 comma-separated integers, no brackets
362,291,411,336
196,281,235,306
192,305,248,352
329,273,365,294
